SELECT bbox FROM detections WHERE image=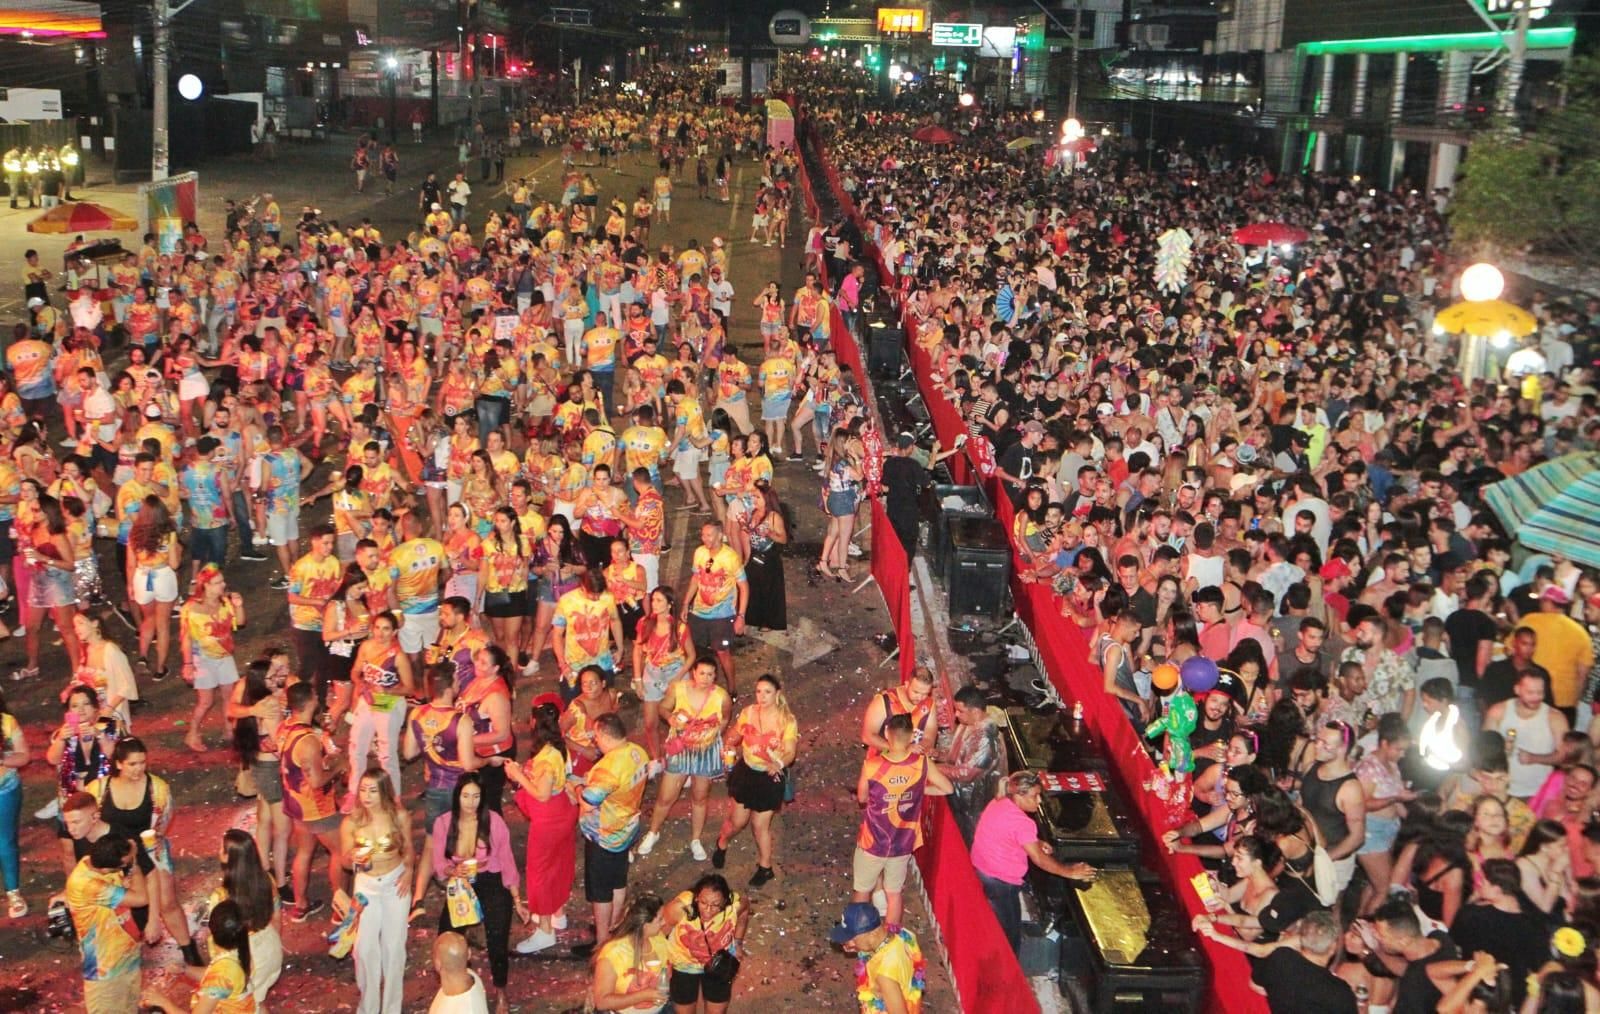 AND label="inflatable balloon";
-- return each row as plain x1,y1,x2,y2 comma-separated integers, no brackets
1151,662,1181,692
1179,656,1219,693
